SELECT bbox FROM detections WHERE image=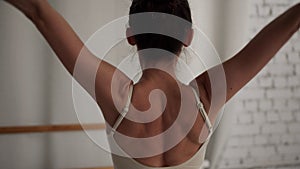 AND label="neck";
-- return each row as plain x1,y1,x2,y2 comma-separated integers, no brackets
138,50,179,83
